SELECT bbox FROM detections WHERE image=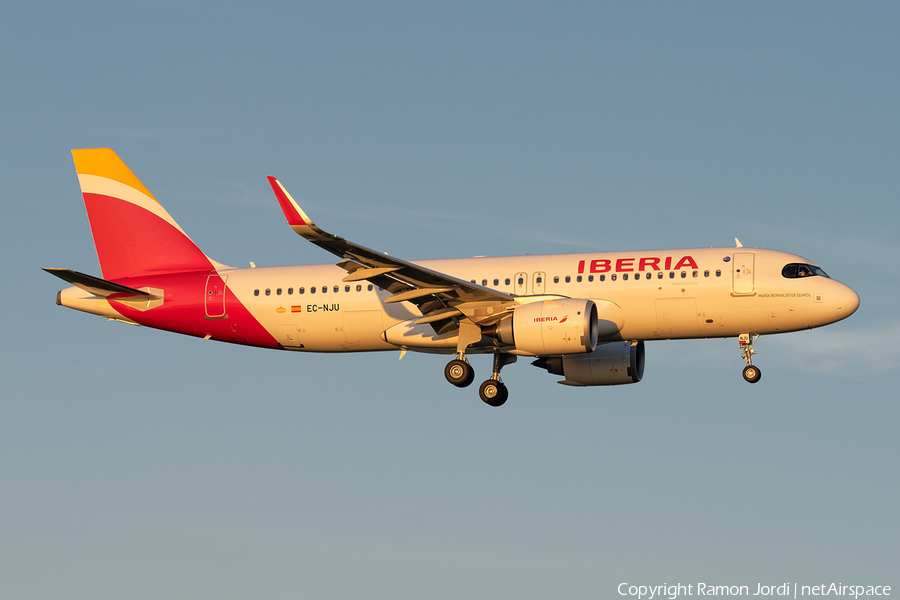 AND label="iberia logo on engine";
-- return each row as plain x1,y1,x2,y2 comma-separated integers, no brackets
535,315,567,323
